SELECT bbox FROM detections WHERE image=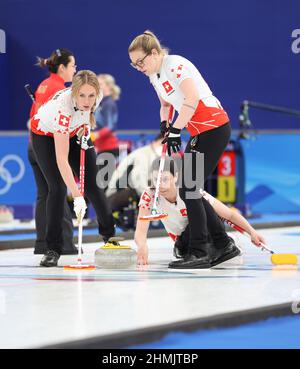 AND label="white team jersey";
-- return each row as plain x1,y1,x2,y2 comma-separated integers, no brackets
34,88,102,135
149,55,221,113
139,188,215,239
